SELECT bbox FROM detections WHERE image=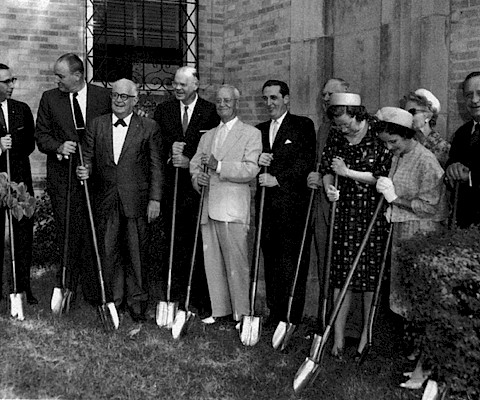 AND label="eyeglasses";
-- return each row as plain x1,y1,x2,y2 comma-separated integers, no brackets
408,108,428,116
215,98,235,105
111,92,136,101
0,77,17,85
